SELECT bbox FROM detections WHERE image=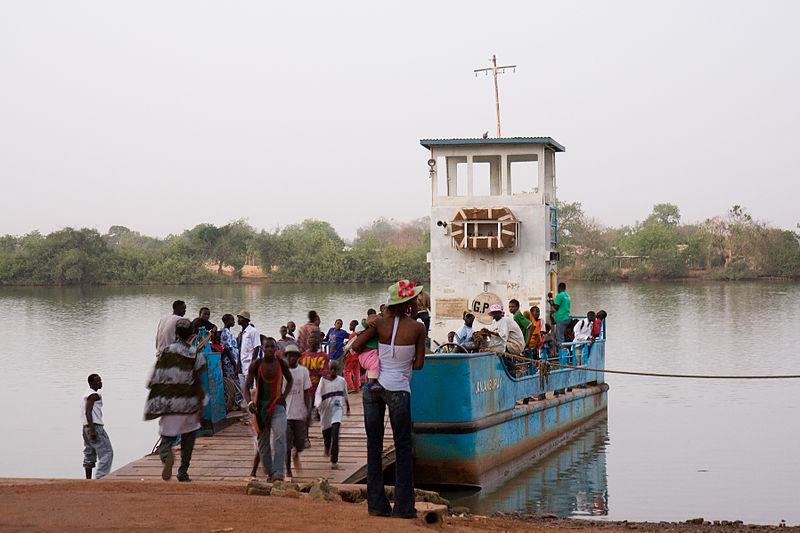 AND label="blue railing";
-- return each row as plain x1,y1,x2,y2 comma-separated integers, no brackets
549,206,558,249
